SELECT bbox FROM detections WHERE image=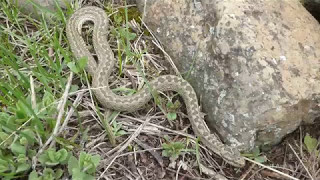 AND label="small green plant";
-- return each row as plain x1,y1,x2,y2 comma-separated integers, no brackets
106,4,141,25
67,152,101,180
162,136,186,160
304,133,319,156
166,100,181,121
15,154,30,173
112,121,127,137
0,121,36,178
38,148,70,166
242,147,267,163
106,1,139,75
29,168,63,180
67,57,88,74
0,150,33,178
0,1,81,178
